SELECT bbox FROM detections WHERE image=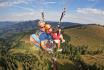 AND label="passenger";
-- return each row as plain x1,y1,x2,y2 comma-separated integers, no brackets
40,24,54,51
30,20,45,48
51,27,65,51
